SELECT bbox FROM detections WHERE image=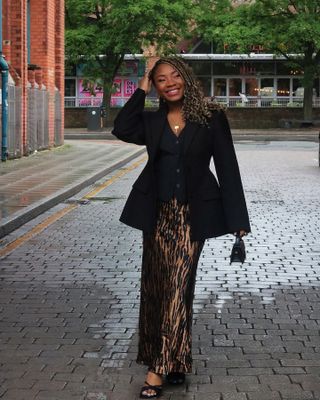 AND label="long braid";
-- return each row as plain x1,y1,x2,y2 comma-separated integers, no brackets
149,57,221,126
